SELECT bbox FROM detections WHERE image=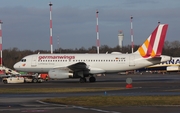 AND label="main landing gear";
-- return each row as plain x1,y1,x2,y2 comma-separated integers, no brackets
79,76,96,83
89,76,96,82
